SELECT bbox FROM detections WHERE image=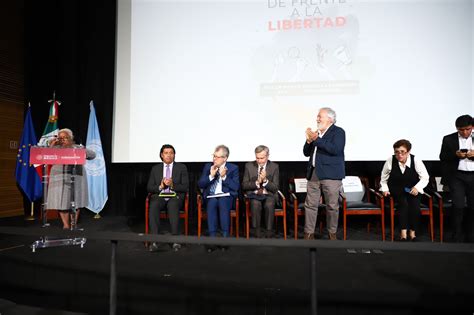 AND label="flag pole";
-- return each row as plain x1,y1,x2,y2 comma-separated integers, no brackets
25,202,35,221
